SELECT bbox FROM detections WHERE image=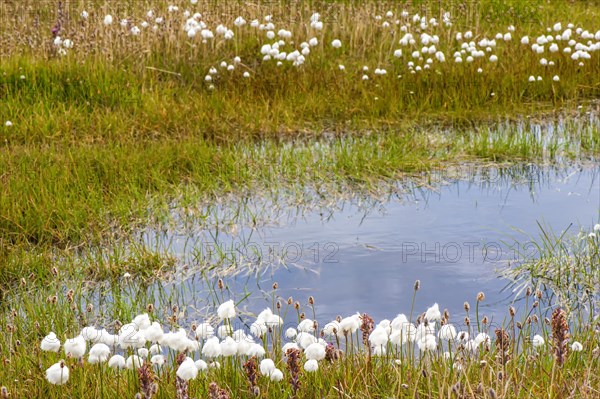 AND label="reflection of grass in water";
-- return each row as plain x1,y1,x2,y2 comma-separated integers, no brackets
503,223,600,321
